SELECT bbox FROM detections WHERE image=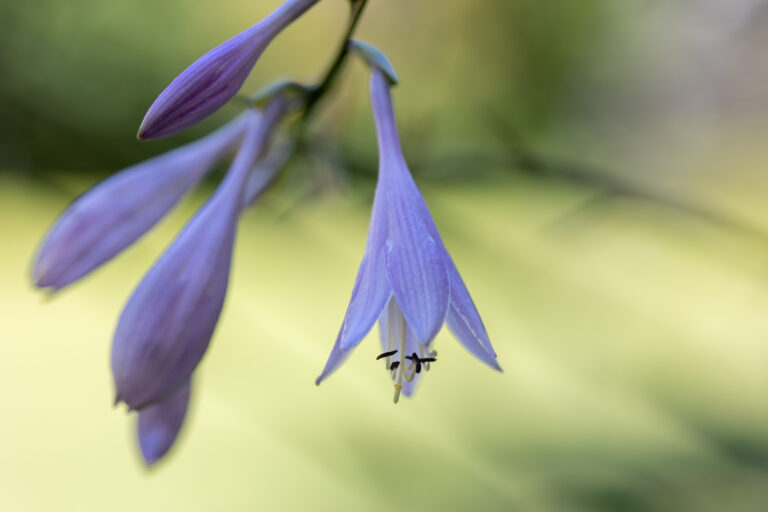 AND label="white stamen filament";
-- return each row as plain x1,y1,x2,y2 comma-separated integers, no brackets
392,305,408,404
382,300,435,404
